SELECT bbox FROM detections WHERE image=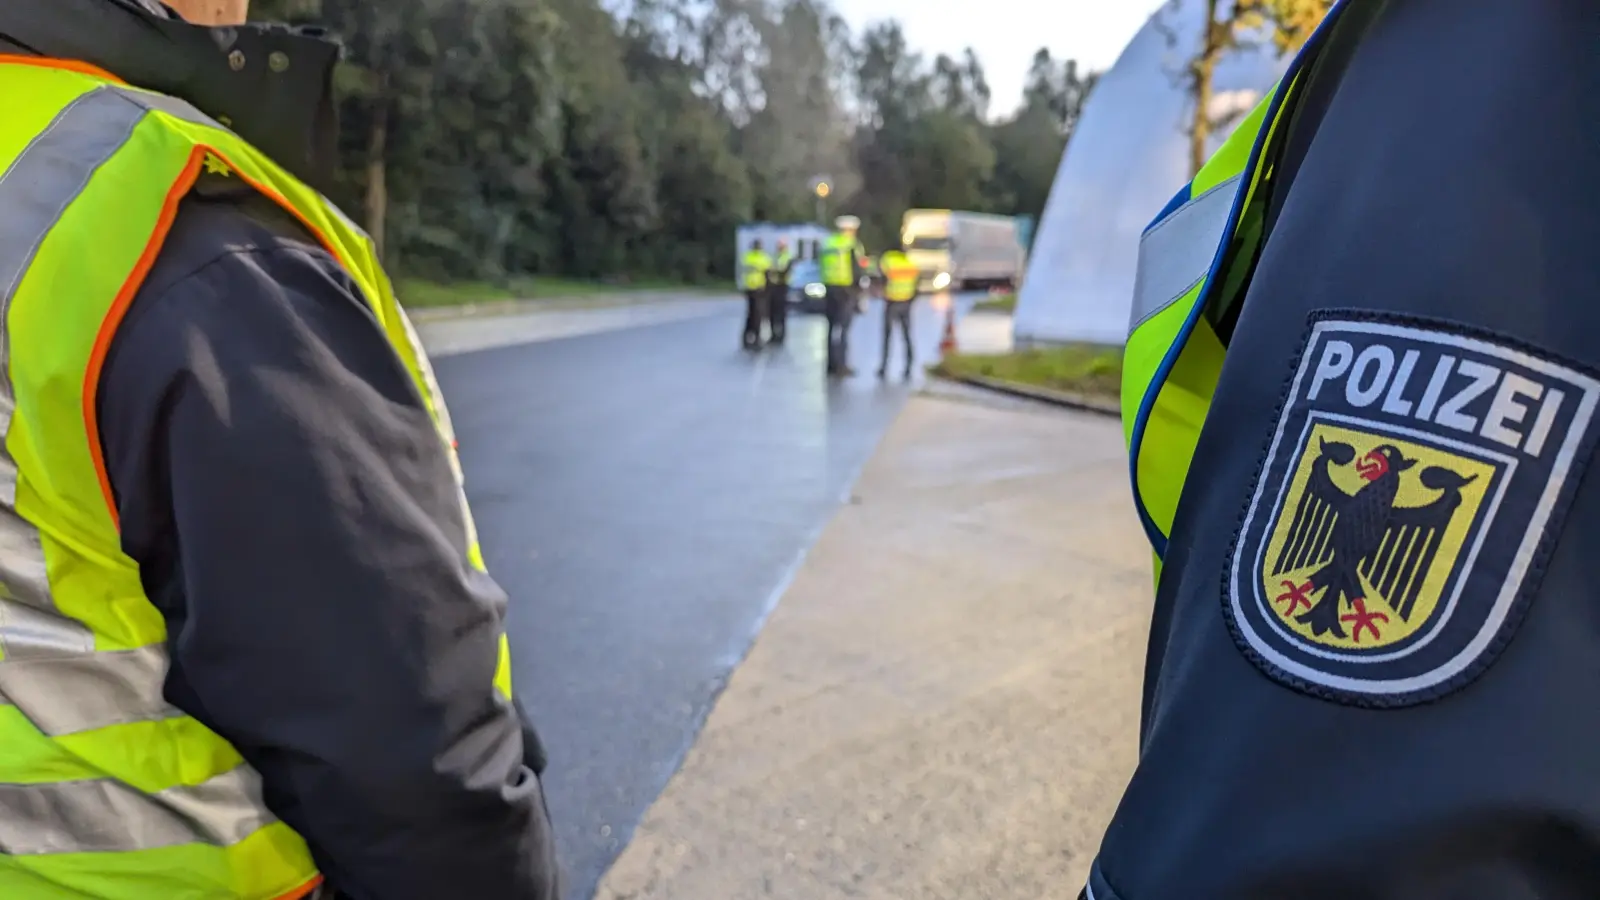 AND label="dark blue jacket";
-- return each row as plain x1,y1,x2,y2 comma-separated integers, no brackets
1089,1,1600,897
0,2,560,898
